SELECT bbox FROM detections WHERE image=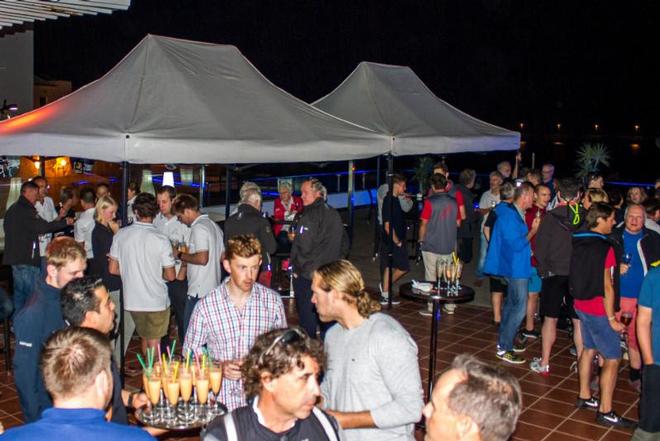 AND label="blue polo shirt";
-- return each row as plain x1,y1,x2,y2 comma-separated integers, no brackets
621,230,645,298
638,267,660,365
1,408,155,441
